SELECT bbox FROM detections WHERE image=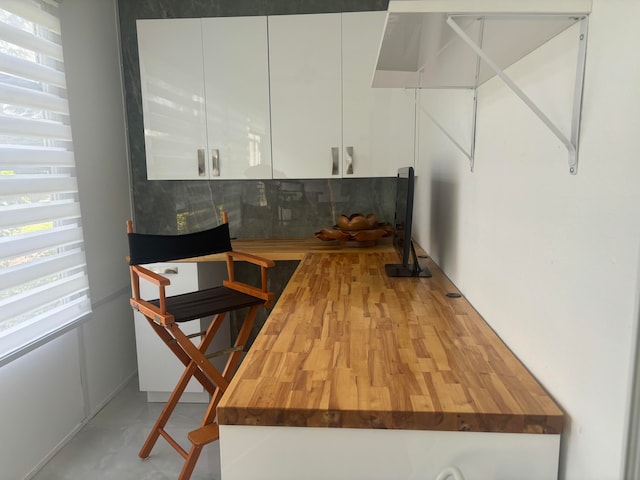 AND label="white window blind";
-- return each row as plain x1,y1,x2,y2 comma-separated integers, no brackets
0,0,91,360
